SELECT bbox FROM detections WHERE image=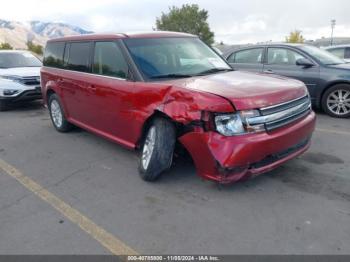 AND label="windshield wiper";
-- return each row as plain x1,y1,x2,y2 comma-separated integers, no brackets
150,73,193,79
195,68,233,76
